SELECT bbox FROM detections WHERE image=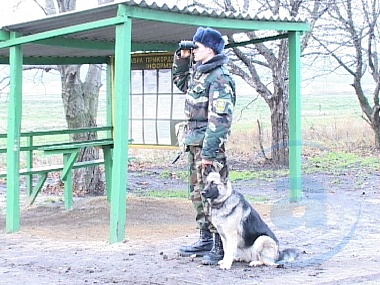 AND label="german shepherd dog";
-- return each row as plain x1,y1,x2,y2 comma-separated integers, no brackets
202,170,299,270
